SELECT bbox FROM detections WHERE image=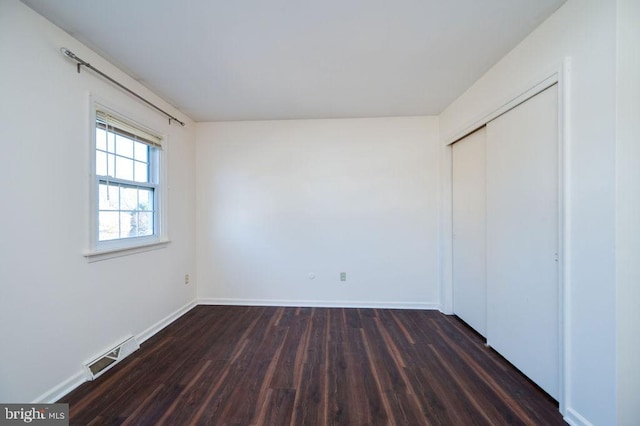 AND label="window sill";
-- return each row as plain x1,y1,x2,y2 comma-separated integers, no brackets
84,239,170,263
